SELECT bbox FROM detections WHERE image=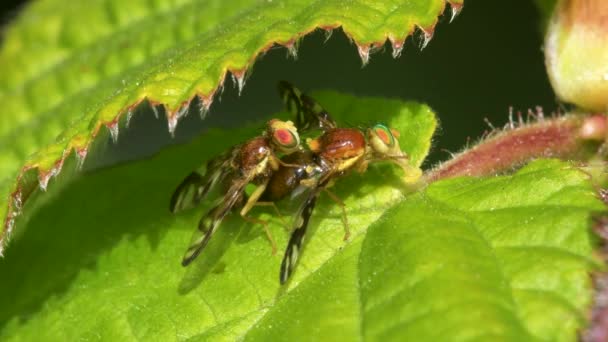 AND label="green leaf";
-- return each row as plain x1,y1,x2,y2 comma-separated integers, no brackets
358,159,603,341
0,92,438,340
245,160,603,341
0,0,461,254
